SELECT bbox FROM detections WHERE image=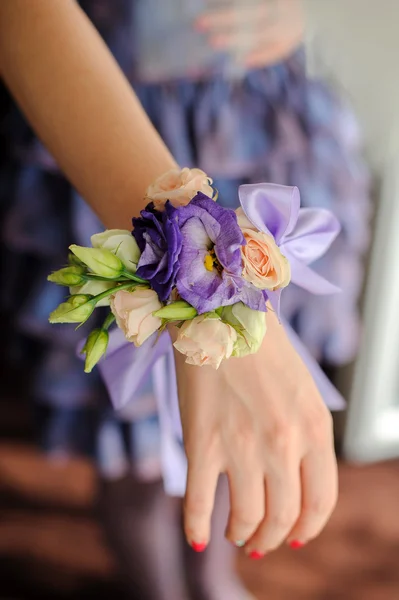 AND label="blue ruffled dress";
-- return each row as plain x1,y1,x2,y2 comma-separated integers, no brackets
0,0,370,478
